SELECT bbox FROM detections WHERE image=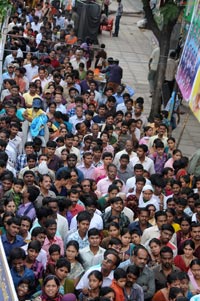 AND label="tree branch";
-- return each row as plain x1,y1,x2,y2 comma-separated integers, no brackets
142,0,161,41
